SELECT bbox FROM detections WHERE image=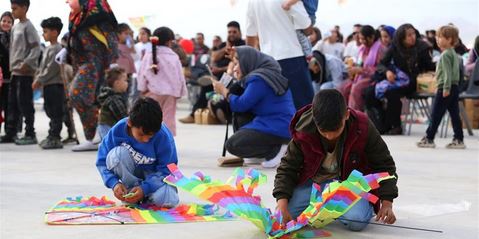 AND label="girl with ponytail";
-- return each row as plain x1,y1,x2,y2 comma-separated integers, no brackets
137,27,187,136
